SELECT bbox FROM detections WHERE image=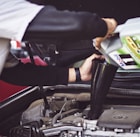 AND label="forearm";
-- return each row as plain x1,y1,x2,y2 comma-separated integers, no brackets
0,62,69,86
0,53,104,86
23,6,107,41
